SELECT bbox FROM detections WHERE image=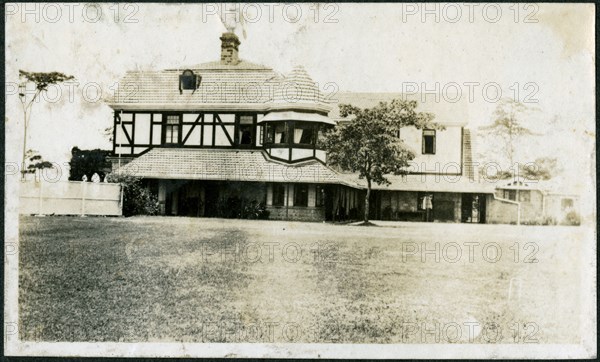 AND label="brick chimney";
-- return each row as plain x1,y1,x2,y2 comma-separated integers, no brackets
220,32,240,65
